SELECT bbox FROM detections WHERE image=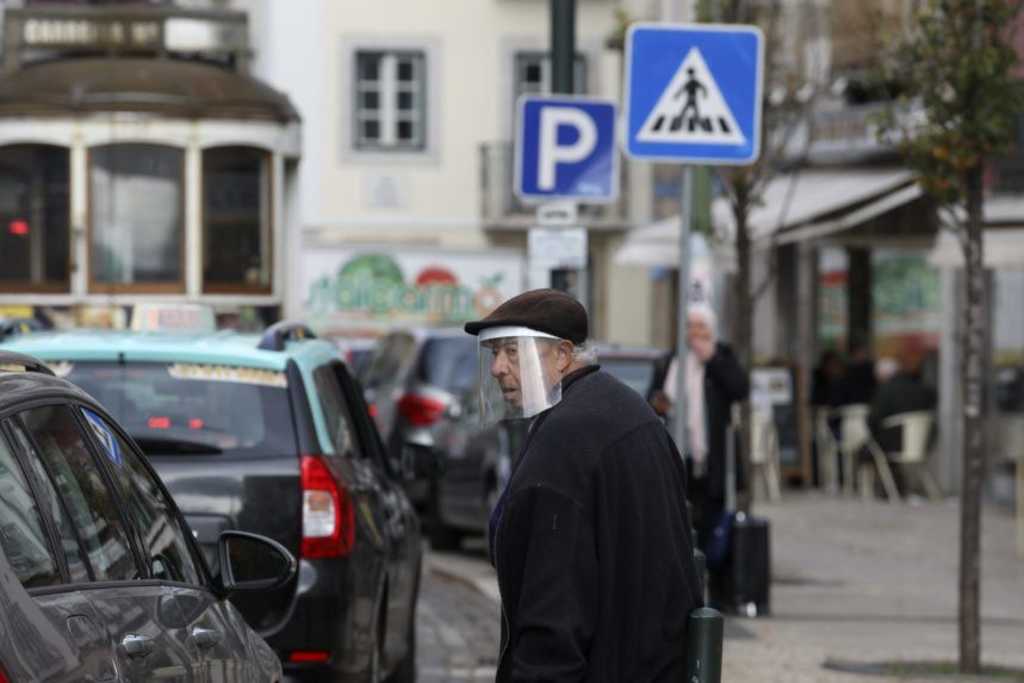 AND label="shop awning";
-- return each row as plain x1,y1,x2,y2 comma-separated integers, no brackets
713,167,917,243
613,225,736,271
616,168,919,268
0,58,299,122
928,229,1024,268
